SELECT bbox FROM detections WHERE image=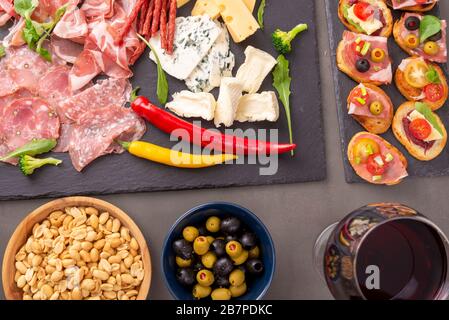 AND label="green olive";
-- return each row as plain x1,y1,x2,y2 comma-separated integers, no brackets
370,48,385,63
176,256,192,268
229,268,245,287
206,216,221,233
201,252,217,269
206,236,215,244
193,236,210,255
369,101,384,116
248,246,260,259
405,34,419,49
182,226,199,242
230,282,247,298
225,241,243,258
232,250,249,265
196,269,214,286
211,288,232,300
424,41,440,55
193,284,211,299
